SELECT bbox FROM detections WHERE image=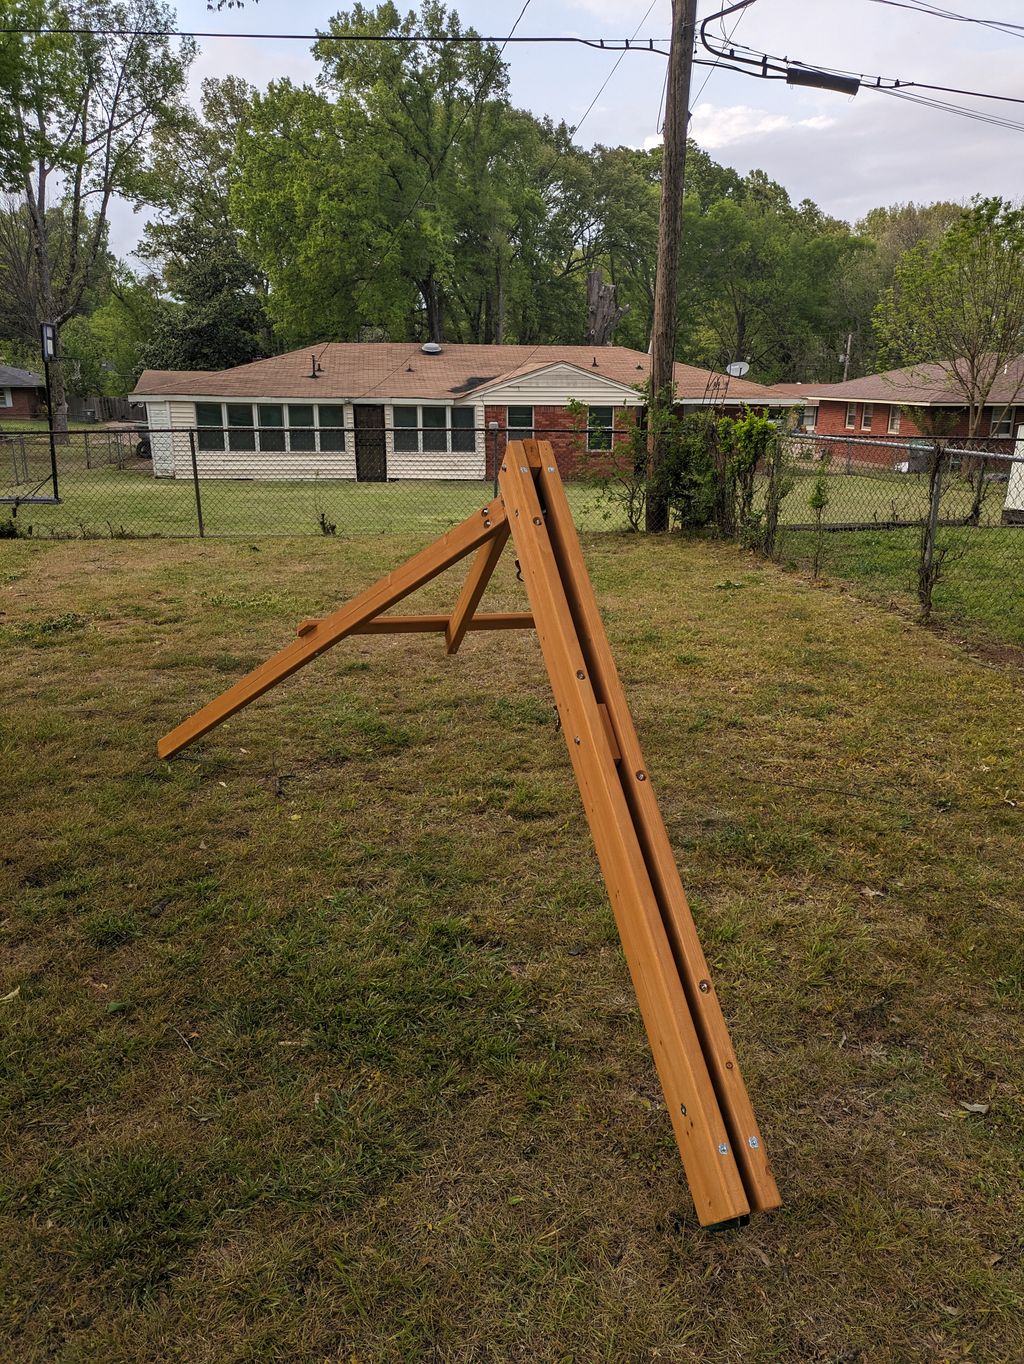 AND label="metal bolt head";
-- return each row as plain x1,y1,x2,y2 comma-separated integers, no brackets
532,516,542,525
718,1143,729,1156
576,670,585,680
484,519,491,527
573,736,581,745
547,466,555,472
520,465,528,473
698,980,710,993
747,1135,760,1149
635,770,646,782
679,1103,687,1116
